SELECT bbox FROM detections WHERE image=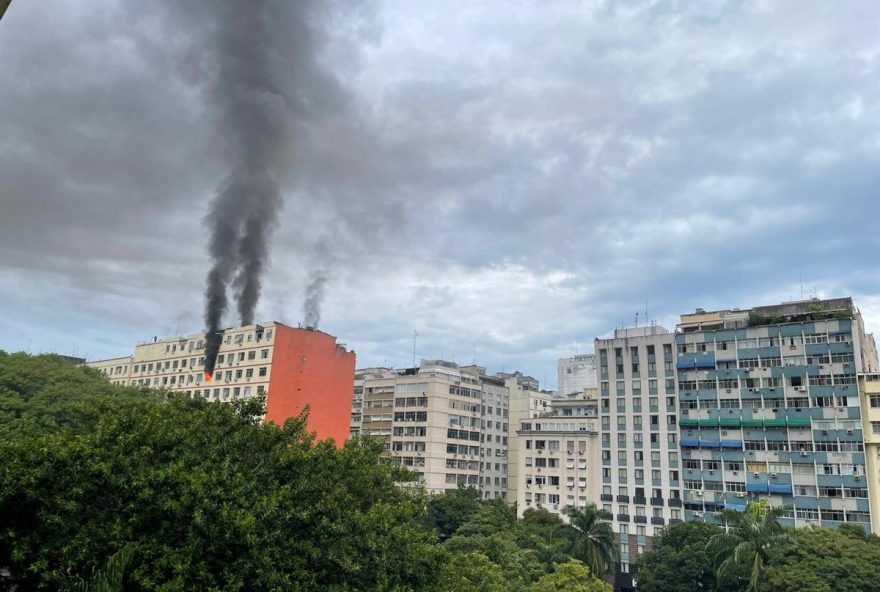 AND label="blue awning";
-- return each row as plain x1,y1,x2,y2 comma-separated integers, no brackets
769,484,793,494
681,438,700,447
746,483,769,493
700,440,721,448
720,440,743,448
